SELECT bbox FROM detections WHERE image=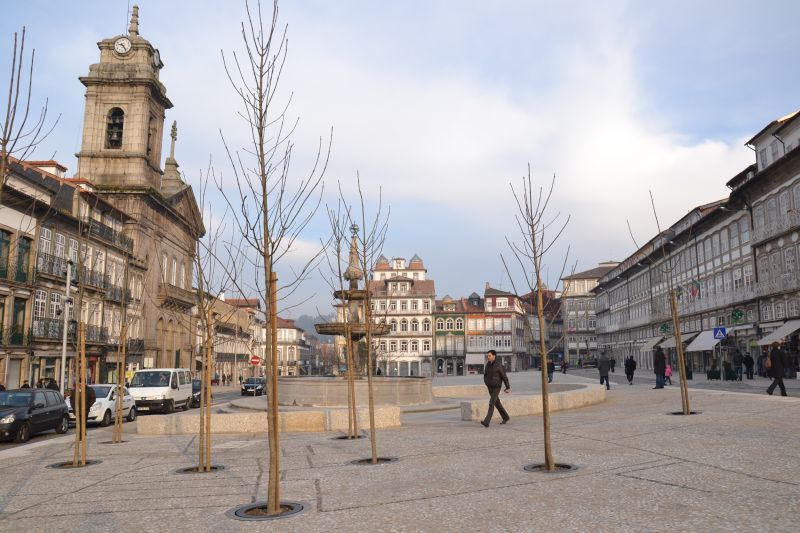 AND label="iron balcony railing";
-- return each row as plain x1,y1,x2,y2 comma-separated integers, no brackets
31,318,76,340
1,325,31,346
81,217,134,252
